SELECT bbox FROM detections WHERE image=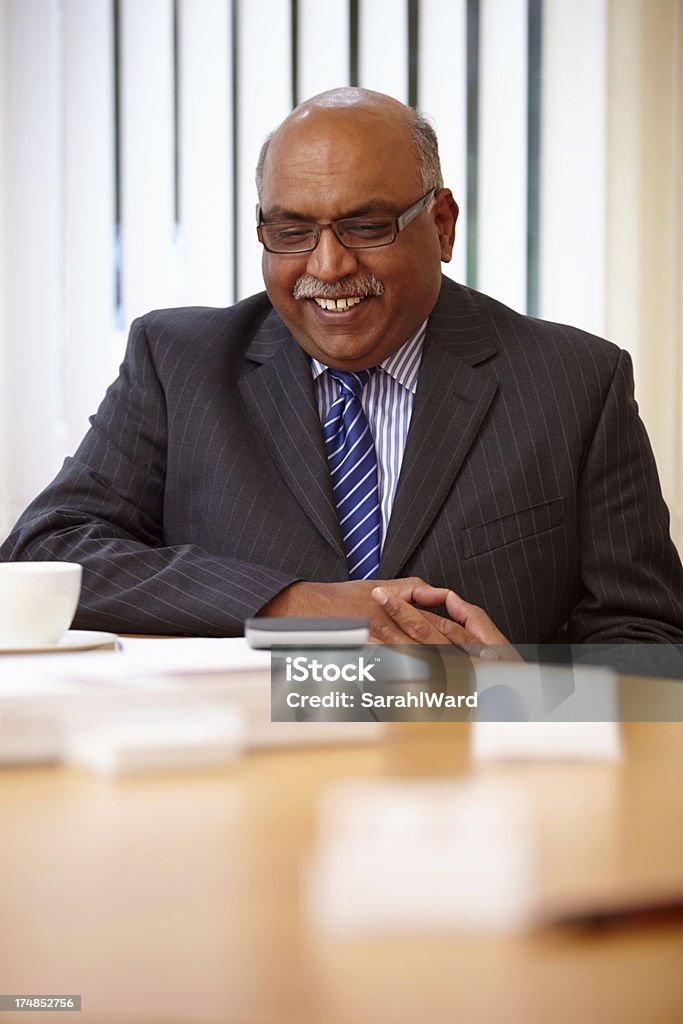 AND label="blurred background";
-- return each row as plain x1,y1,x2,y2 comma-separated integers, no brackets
0,0,681,551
